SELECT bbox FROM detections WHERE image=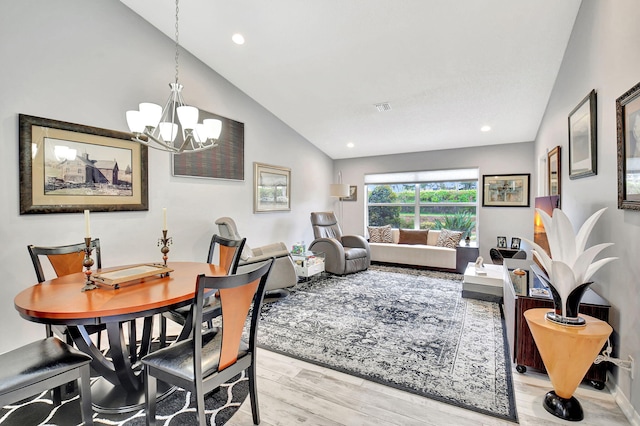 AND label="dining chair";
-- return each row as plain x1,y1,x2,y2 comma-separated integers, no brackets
159,234,246,346
142,258,274,426
0,337,93,425
27,240,105,346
